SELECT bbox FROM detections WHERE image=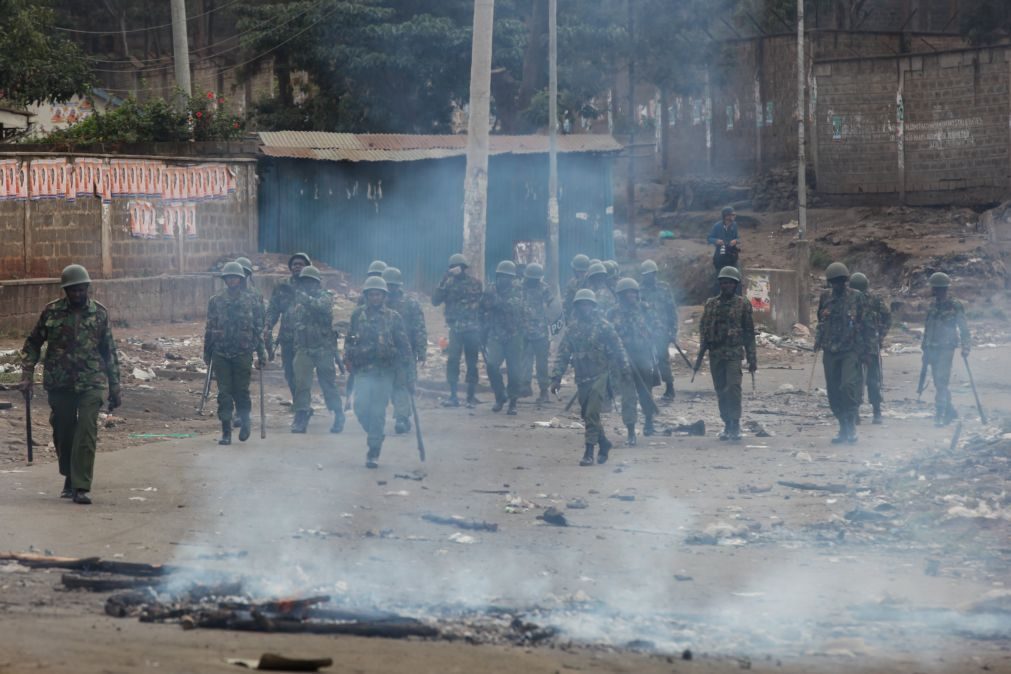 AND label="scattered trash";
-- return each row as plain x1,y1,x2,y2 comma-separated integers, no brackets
131,367,157,381
738,484,773,494
538,507,568,527
566,498,589,510
129,433,194,439
447,532,476,545
0,401,12,410
609,492,636,502
394,470,426,482
226,653,333,671
421,514,498,532
742,420,771,437
384,491,409,497
532,418,584,430
777,480,848,493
